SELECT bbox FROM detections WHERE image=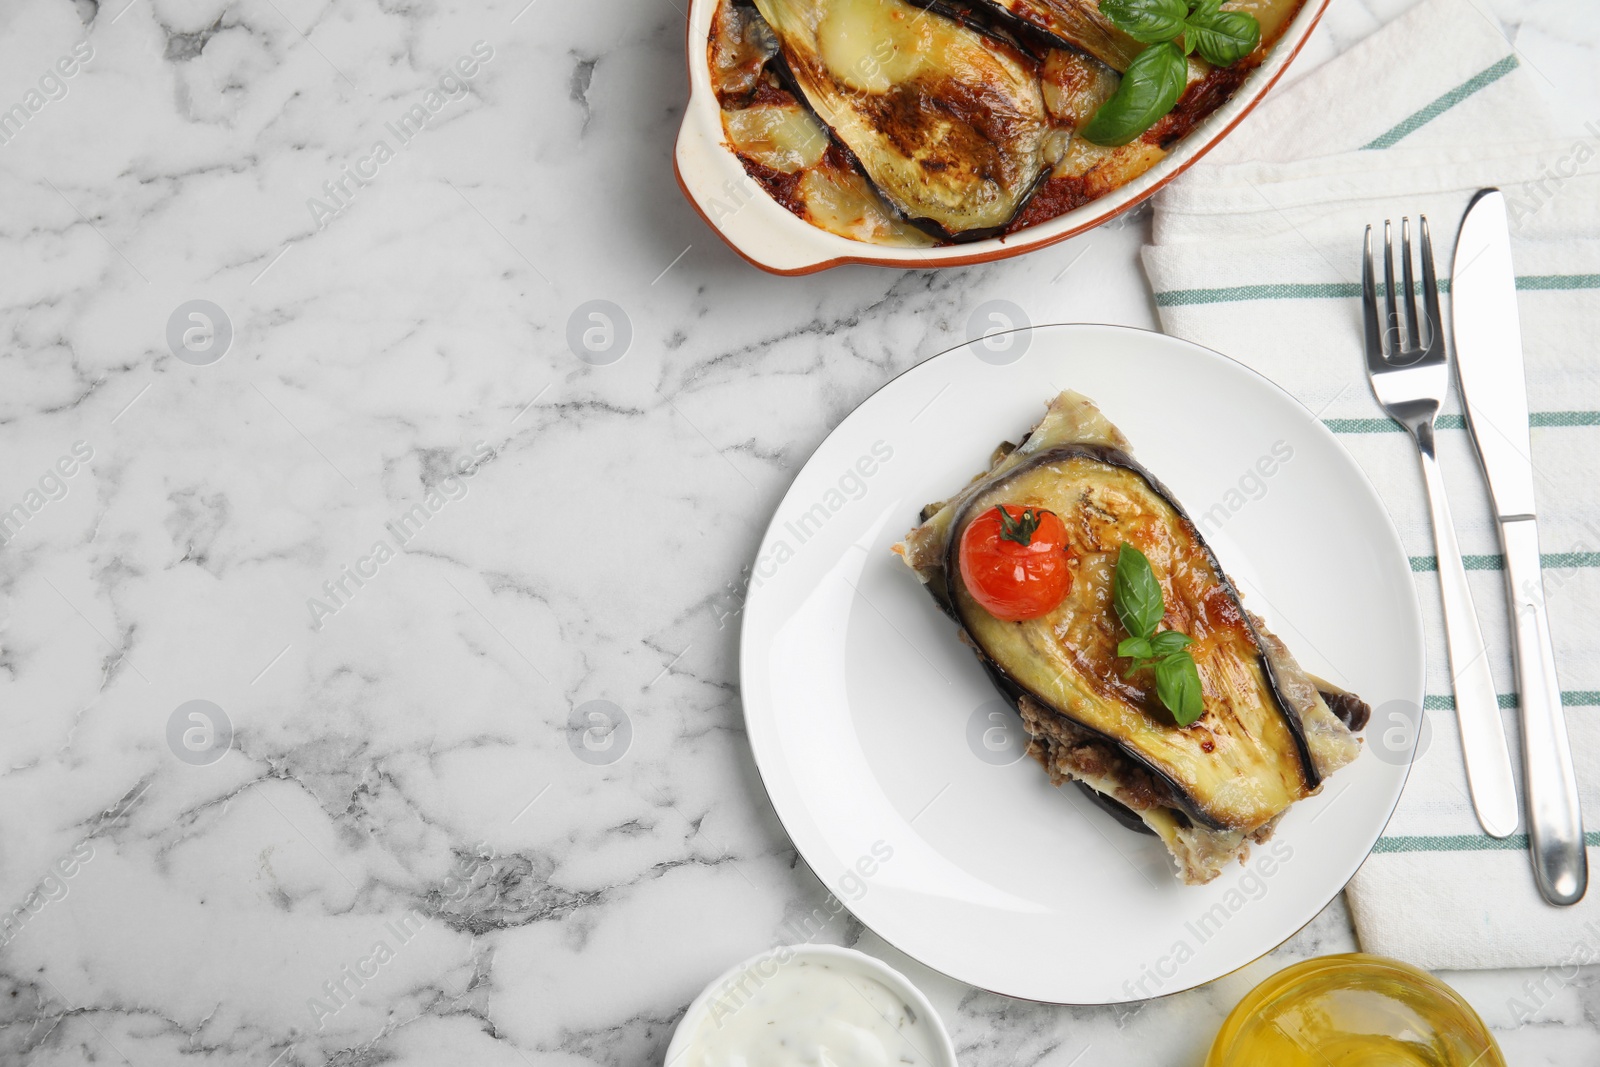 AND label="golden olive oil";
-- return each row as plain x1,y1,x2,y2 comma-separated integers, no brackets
1206,954,1506,1067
